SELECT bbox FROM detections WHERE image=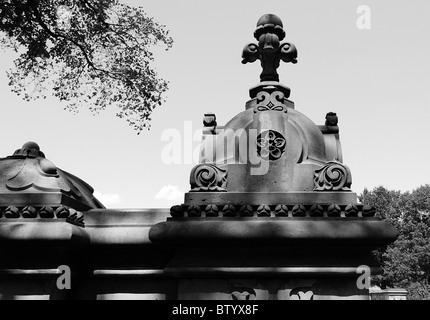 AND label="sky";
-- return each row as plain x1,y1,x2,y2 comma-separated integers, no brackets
1,0,430,208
